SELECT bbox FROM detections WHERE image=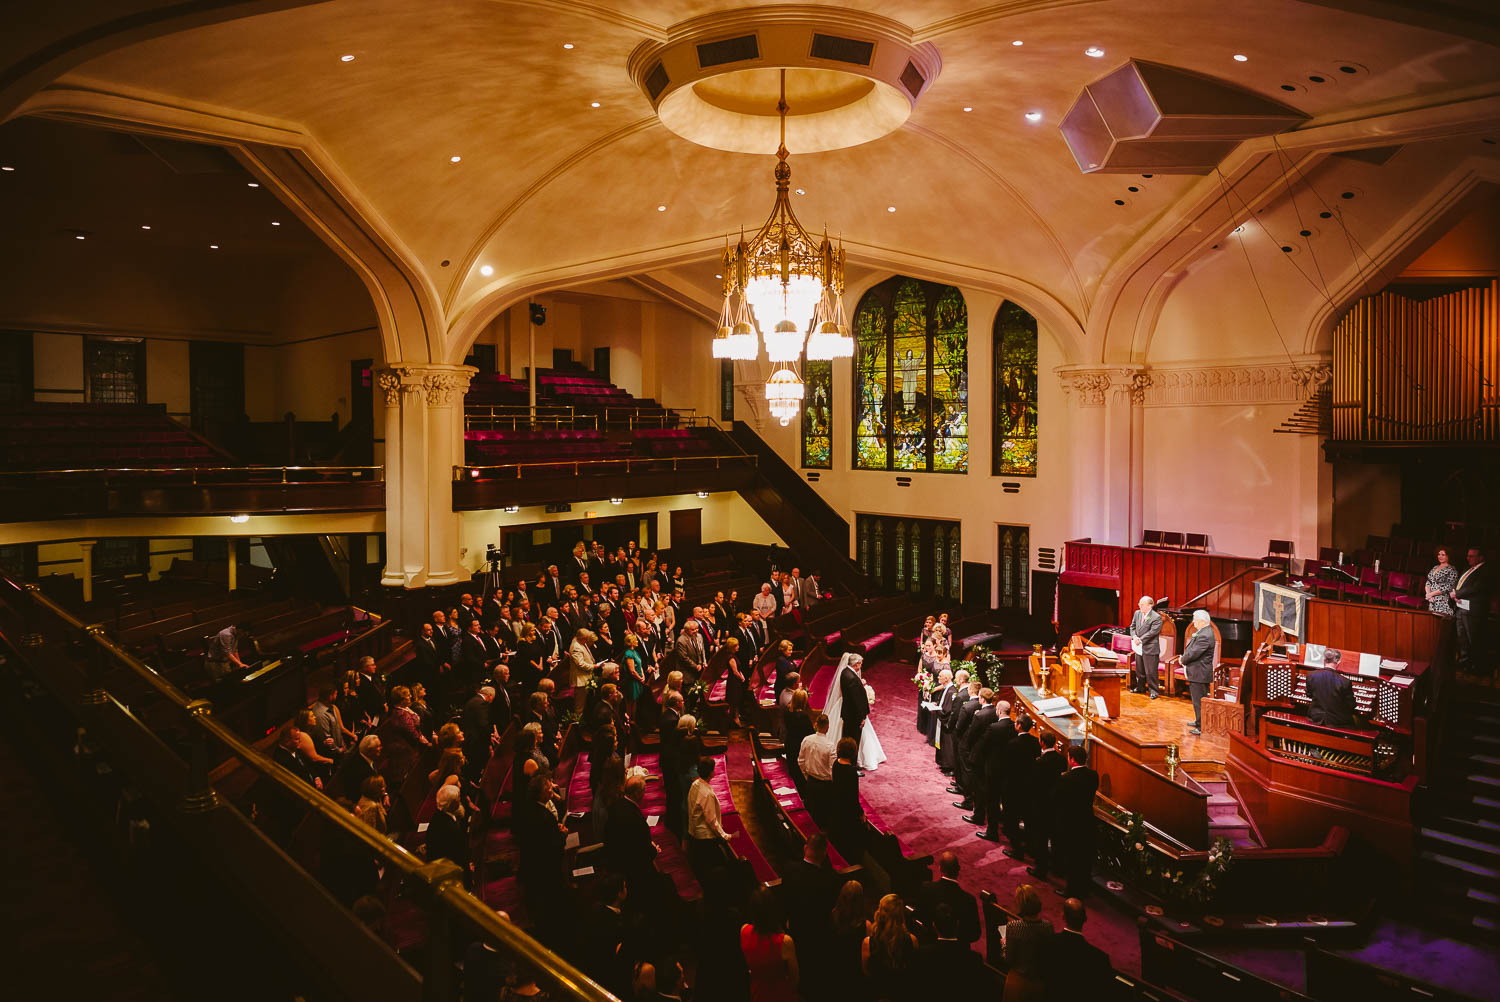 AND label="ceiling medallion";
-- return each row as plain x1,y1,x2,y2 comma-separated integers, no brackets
714,70,853,425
